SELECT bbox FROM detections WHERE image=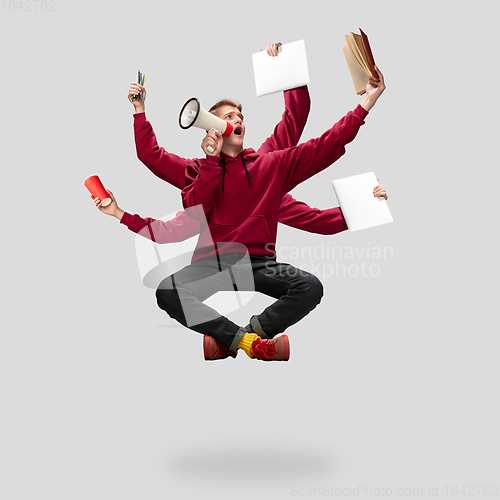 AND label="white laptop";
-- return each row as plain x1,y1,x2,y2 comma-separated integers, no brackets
332,172,393,231
252,39,310,97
